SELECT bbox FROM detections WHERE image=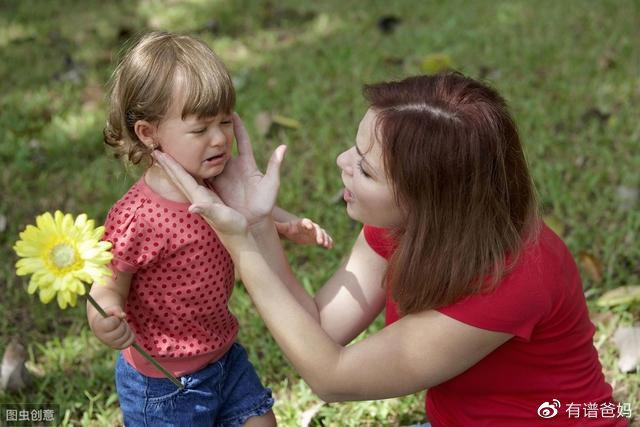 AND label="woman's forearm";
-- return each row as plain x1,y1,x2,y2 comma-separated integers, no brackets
248,218,320,322
227,232,343,397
